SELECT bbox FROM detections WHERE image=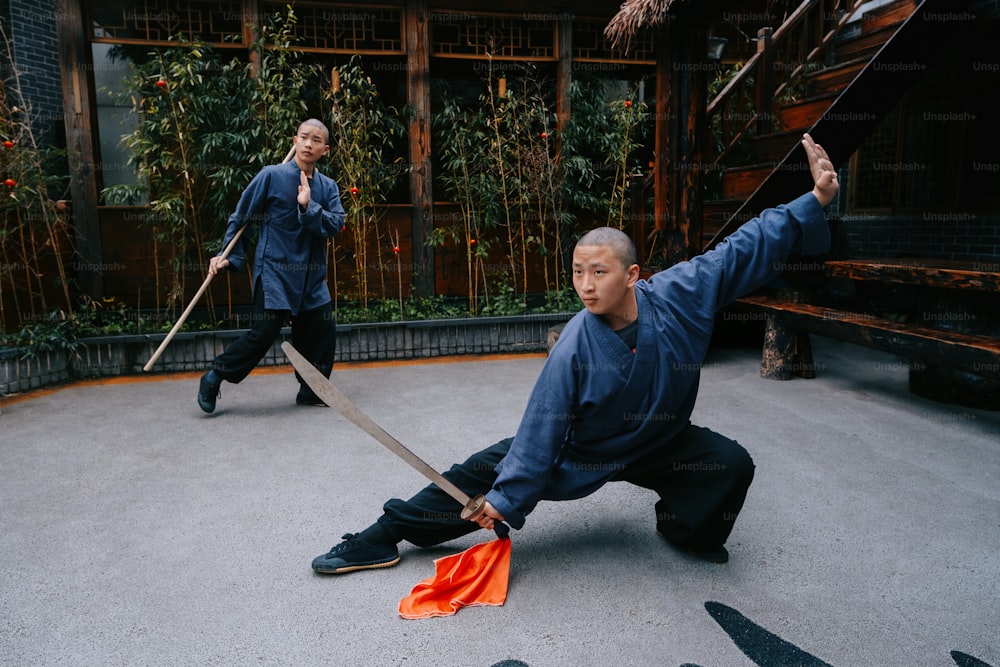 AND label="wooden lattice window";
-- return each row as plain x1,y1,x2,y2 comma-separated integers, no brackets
573,18,655,64
431,12,555,60
261,3,404,54
90,0,247,45
851,93,966,212
851,107,899,211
